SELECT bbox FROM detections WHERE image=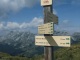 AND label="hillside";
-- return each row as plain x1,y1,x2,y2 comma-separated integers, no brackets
31,43,80,60
0,52,30,60
54,43,80,60
0,43,80,60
